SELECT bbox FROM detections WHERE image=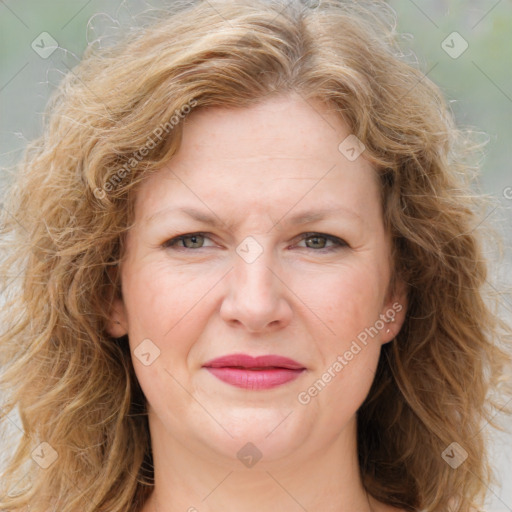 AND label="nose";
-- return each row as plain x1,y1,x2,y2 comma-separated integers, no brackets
219,249,293,333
